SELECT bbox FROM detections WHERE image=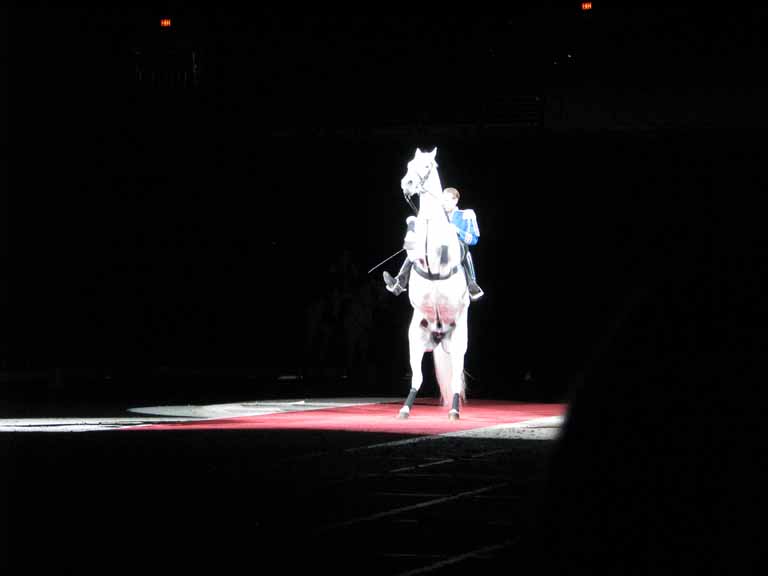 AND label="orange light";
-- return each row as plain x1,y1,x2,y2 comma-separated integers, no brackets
160,18,172,28
581,2,592,10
